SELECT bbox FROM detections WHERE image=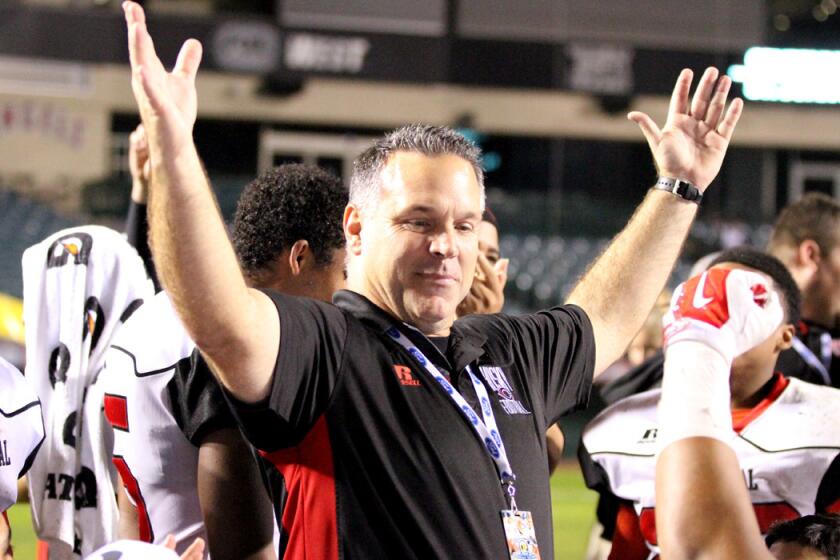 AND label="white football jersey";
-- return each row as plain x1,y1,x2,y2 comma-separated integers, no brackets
100,292,204,555
0,356,45,512
581,375,840,560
